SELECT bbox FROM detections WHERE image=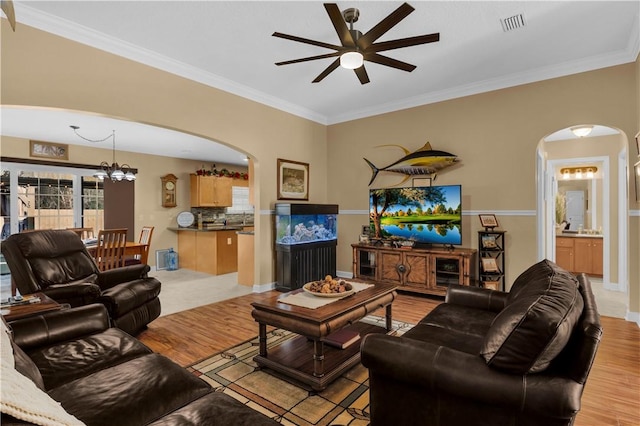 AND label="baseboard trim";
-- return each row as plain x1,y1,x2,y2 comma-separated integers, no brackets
336,270,354,279
253,282,276,293
625,311,640,327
